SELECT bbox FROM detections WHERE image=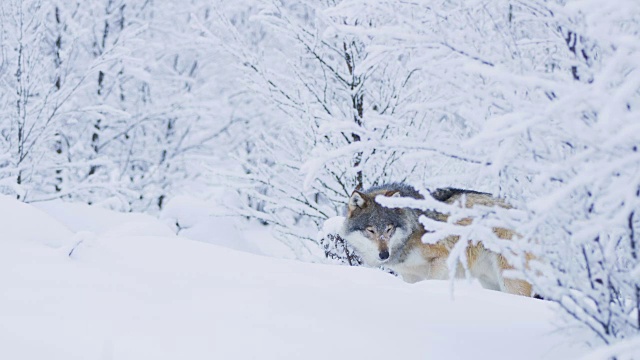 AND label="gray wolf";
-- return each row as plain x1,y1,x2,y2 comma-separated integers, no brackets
340,183,532,296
